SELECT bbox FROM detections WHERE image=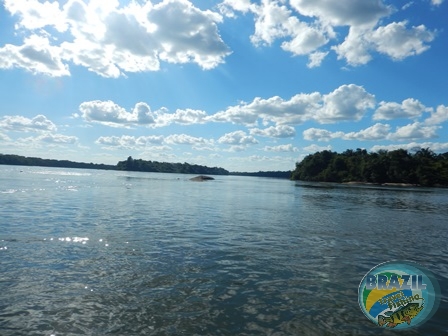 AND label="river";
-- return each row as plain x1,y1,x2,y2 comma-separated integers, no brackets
0,165,447,335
